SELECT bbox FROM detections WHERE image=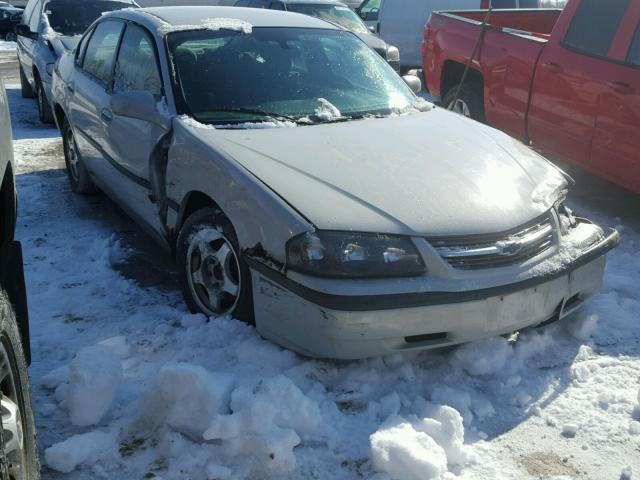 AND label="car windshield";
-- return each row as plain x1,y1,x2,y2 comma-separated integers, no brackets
168,27,422,126
45,0,132,36
286,4,369,35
